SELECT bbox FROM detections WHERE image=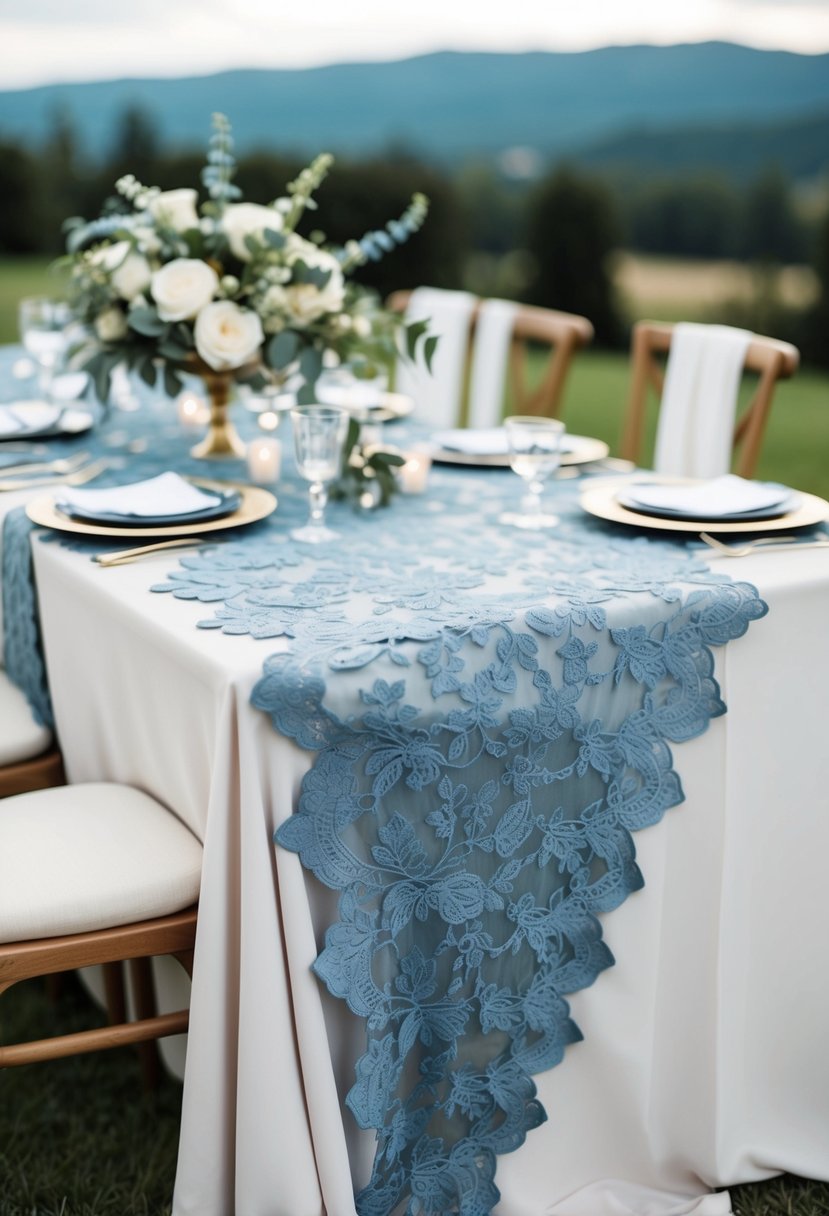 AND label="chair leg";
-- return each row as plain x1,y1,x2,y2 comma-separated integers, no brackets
102,961,127,1025
128,956,160,1090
